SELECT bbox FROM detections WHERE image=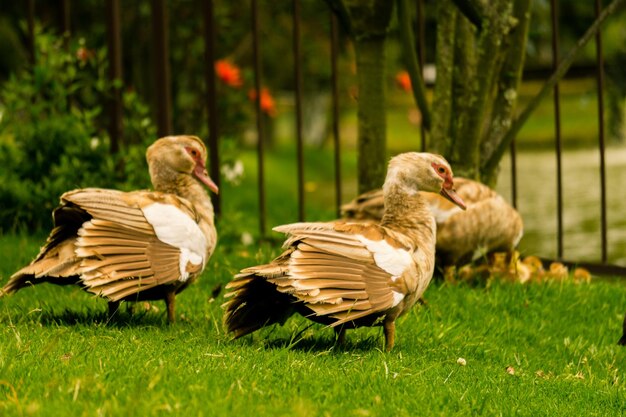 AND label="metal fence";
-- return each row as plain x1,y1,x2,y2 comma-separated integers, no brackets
16,0,626,275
